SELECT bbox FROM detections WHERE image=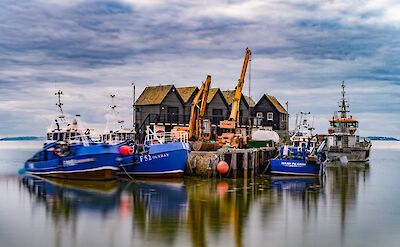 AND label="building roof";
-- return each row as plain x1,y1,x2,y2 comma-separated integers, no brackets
266,95,287,114
206,88,219,103
135,85,174,106
222,90,236,105
222,90,250,108
245,96,256,108
176,86,198,103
